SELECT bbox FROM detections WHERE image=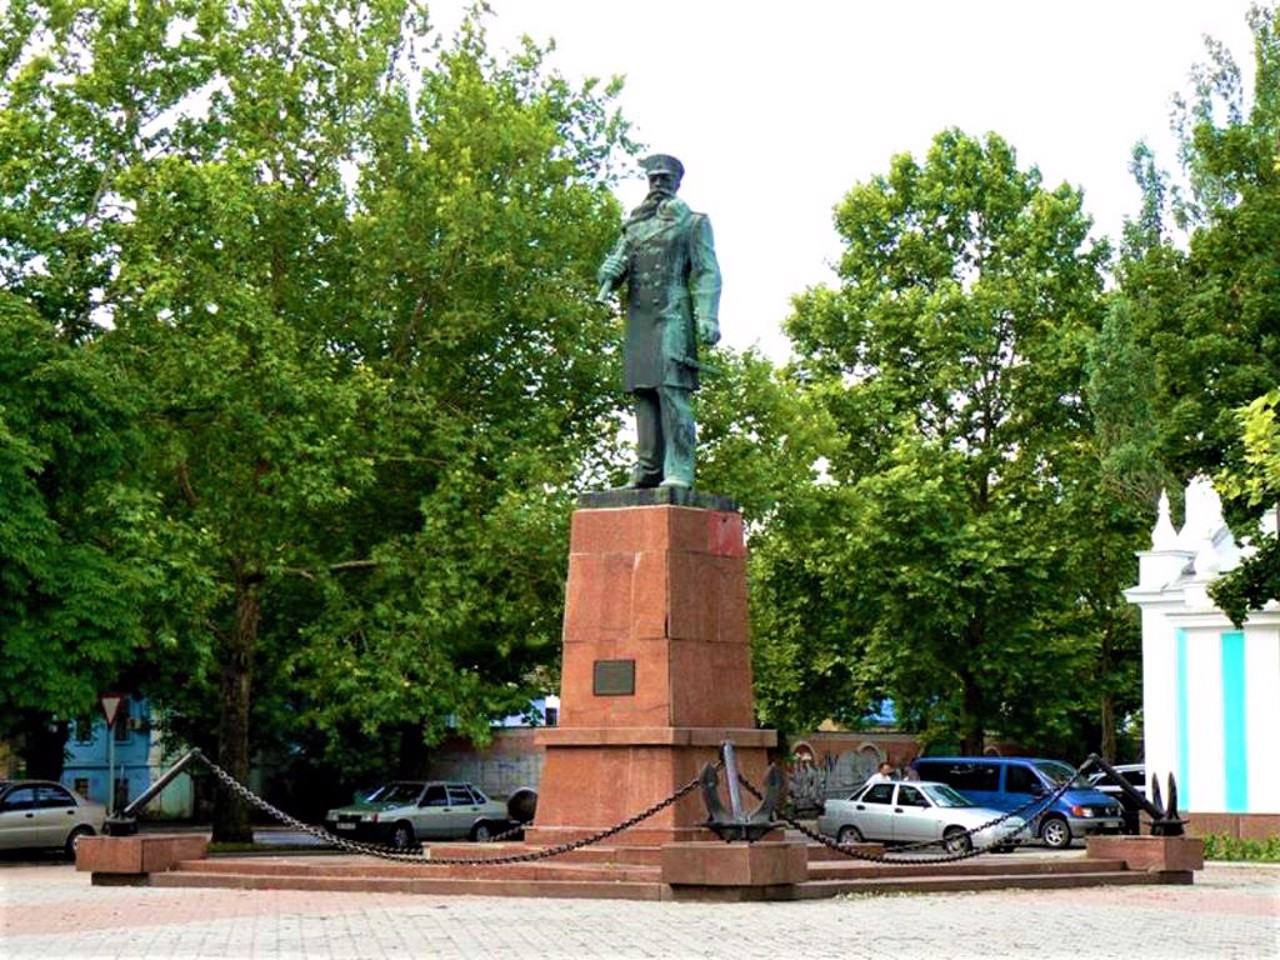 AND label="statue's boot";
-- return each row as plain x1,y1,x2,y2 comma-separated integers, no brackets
624,468,662,489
